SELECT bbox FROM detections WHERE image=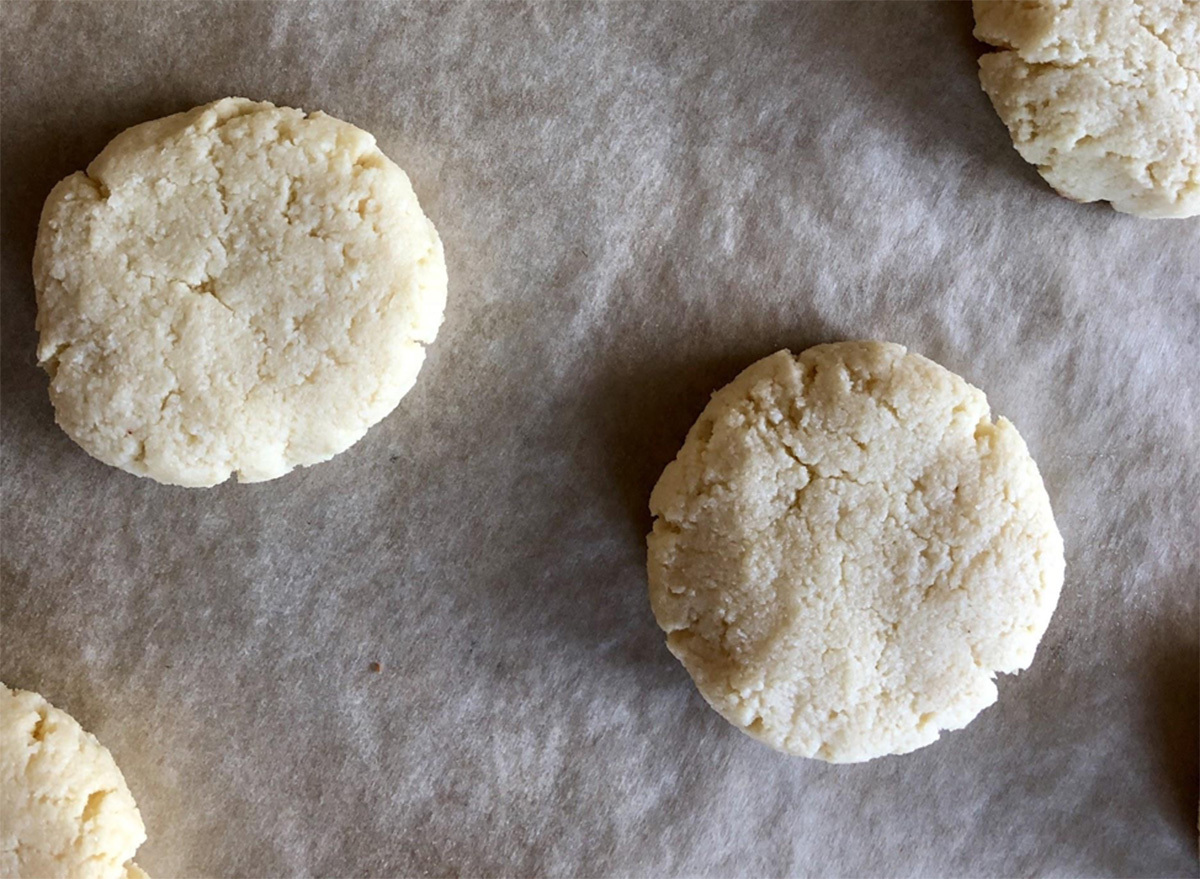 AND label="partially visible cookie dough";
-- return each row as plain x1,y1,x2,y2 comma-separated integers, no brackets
974,0,1199,218
1,684,149,878
646,342,1065,763
34,97,448,486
